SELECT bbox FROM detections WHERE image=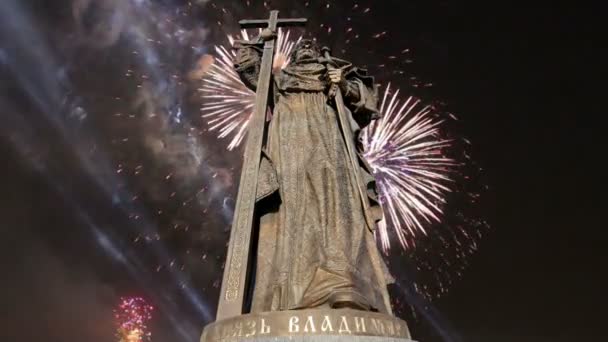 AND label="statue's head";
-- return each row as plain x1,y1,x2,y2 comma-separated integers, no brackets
291,39,320,63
